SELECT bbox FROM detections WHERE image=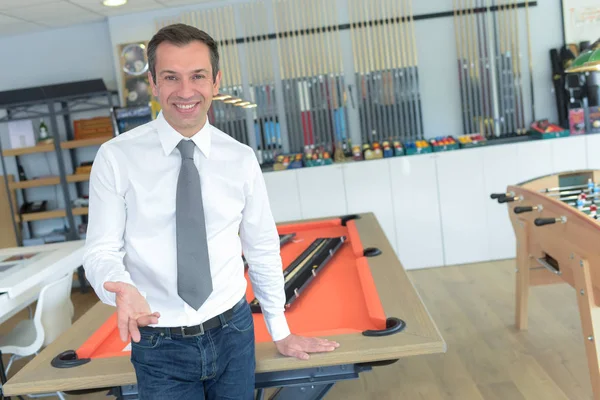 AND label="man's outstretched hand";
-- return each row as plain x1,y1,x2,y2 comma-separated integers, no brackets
104,281,160,343
275,334,340,360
